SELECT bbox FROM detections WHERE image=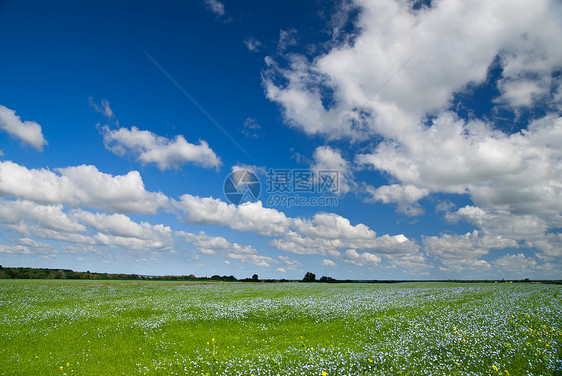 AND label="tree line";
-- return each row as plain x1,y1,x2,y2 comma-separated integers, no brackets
0,266,239,281
1,266,555,284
